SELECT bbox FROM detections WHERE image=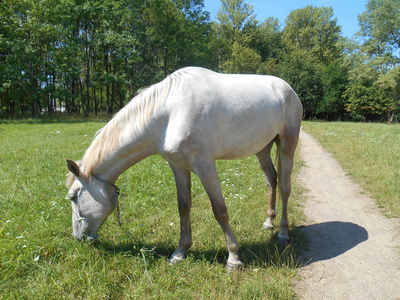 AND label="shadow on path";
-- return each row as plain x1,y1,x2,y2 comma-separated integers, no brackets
298,221,368,264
